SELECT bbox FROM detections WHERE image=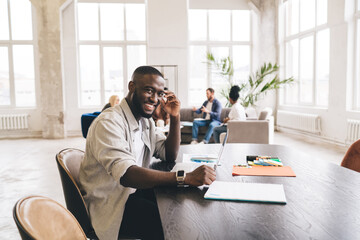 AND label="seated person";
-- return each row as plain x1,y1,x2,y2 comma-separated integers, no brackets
152,88,170,127
79,66,215,240
191,88,222,144
101,95,120,112
213,85,246,143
